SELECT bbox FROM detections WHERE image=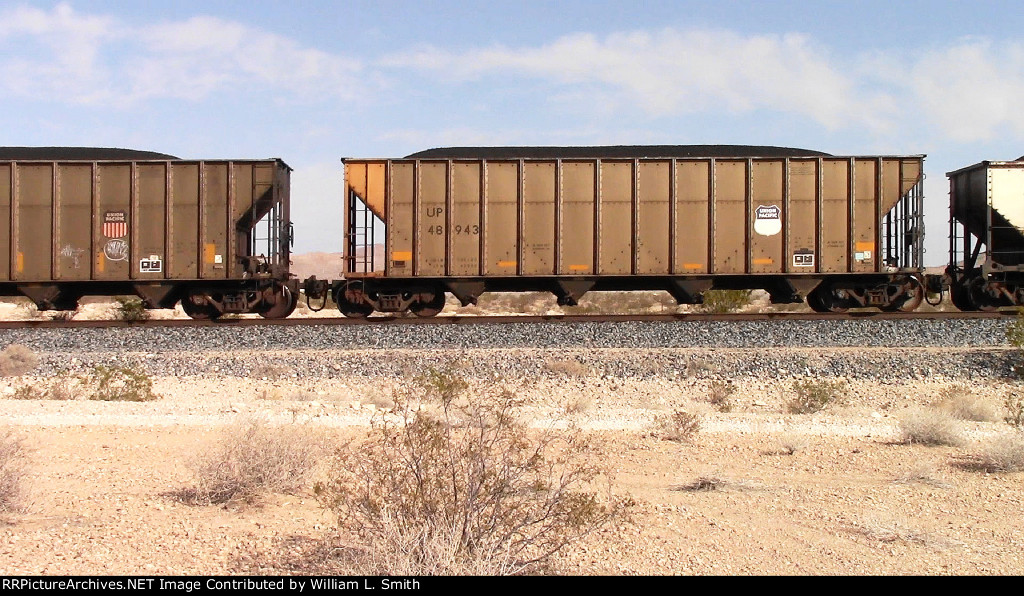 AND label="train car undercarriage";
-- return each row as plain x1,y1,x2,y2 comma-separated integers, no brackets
307,273,926,318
